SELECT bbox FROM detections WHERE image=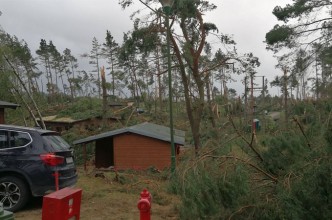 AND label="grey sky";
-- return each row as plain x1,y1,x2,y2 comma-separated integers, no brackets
0,0,291,96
